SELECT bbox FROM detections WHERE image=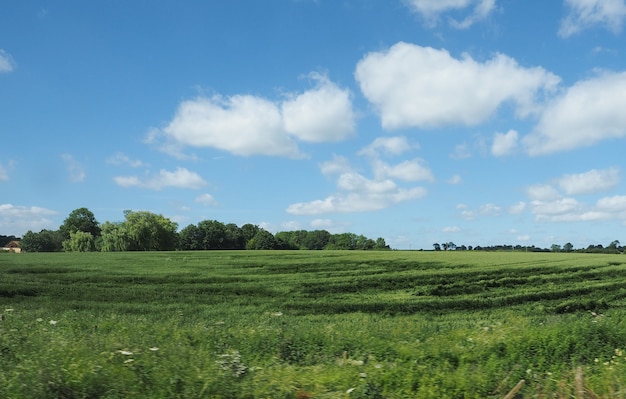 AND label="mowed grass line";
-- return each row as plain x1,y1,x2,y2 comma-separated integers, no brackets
1,251,626,398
